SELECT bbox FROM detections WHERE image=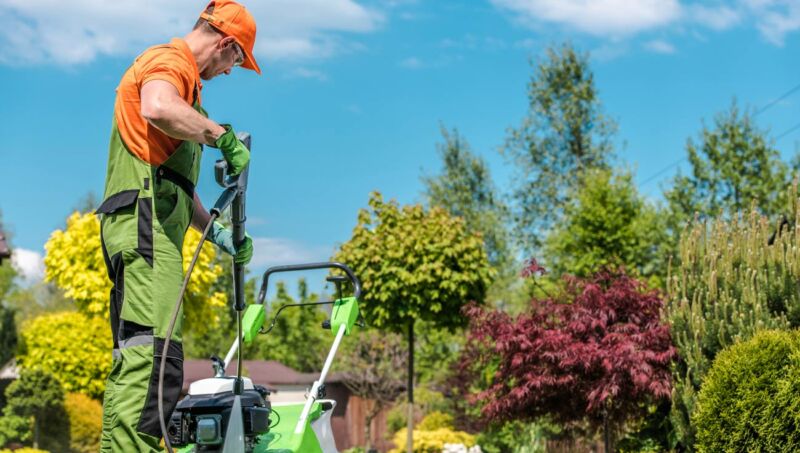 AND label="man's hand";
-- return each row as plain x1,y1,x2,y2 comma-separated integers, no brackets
214,125,251,176
208,221,253,265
